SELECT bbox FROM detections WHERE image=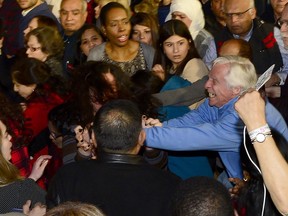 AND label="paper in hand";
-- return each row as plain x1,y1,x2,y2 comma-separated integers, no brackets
255,64,275,91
